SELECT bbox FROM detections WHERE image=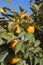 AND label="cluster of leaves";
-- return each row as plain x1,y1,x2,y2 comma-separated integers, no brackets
0,1,43,65
31,1,43,49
